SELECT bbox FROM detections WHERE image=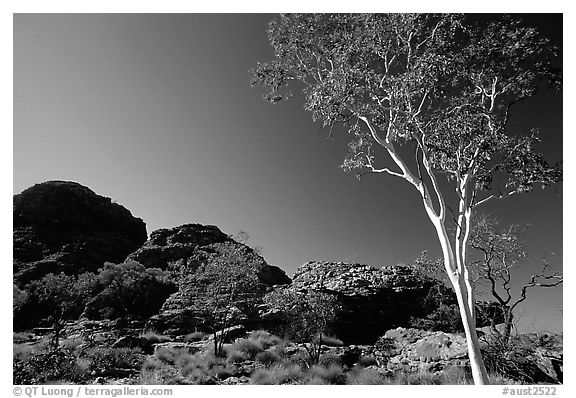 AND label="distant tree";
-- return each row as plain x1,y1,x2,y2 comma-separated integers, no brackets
16,272,96,349
468,215,562,344
265,288,339,365
189,242,265,356
229,230,263,255
83,262,176,320
252,13,561,384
